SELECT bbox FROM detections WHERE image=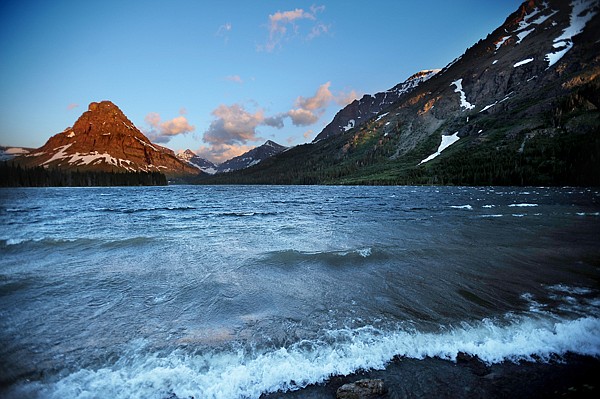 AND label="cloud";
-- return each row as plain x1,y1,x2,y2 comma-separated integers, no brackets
287,108,319,126
260,5,326,51
67,103,78,110
144,111,195,143
216,22,232,43
224,75,243,84
286,82,334,126
307,23,330,40
335,89,361,106
263,114,286,129
294,82,333,111
196,82,359,161
203,104,267,145
195,143,254,164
